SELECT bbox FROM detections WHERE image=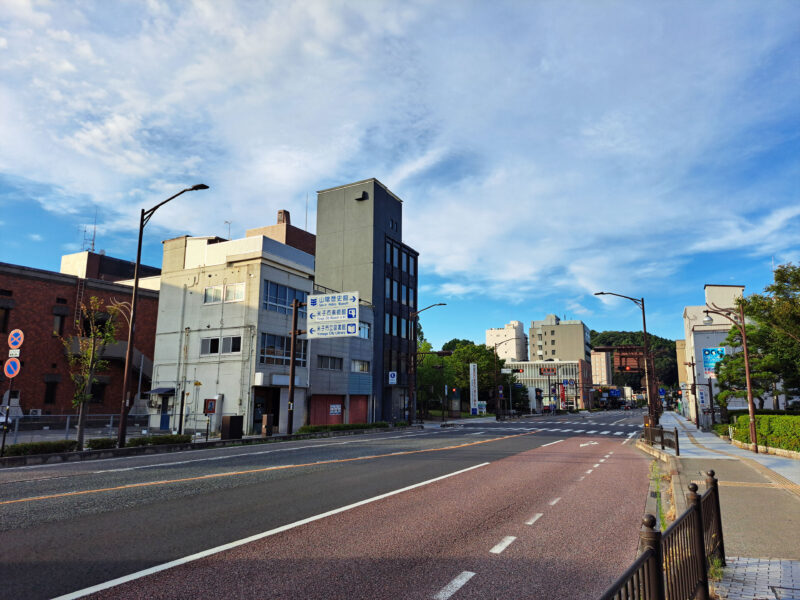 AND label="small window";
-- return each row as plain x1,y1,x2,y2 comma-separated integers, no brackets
359,321,371,339
53,314,65,337
90,383,107,404
221,336,242,354
0,289,11,297
400,318,407,339
317,355,343,370
201,338,220,355
392,280,398,302
351,359,370,373
552,350,556,355
401,284,407,305
408,288,415,308
551,330,555,335
385,277,391,299
204,286,223,304
402,252,407,272
0,307,9,333
409,256,415,276
538,334,542,340
225,283,245,303
386,241,391,263
56,297,68,304
392,315,398,336
385,313,391,334
551,340,555,345
393,246,399,268
44,382,57,405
